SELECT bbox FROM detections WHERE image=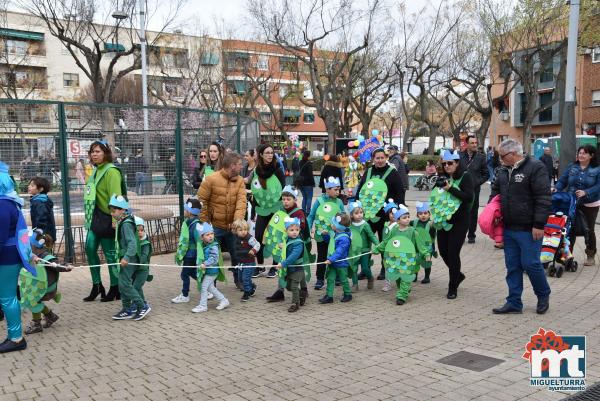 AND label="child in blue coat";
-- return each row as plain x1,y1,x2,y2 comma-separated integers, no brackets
319,213,352,304
28,177,56,241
